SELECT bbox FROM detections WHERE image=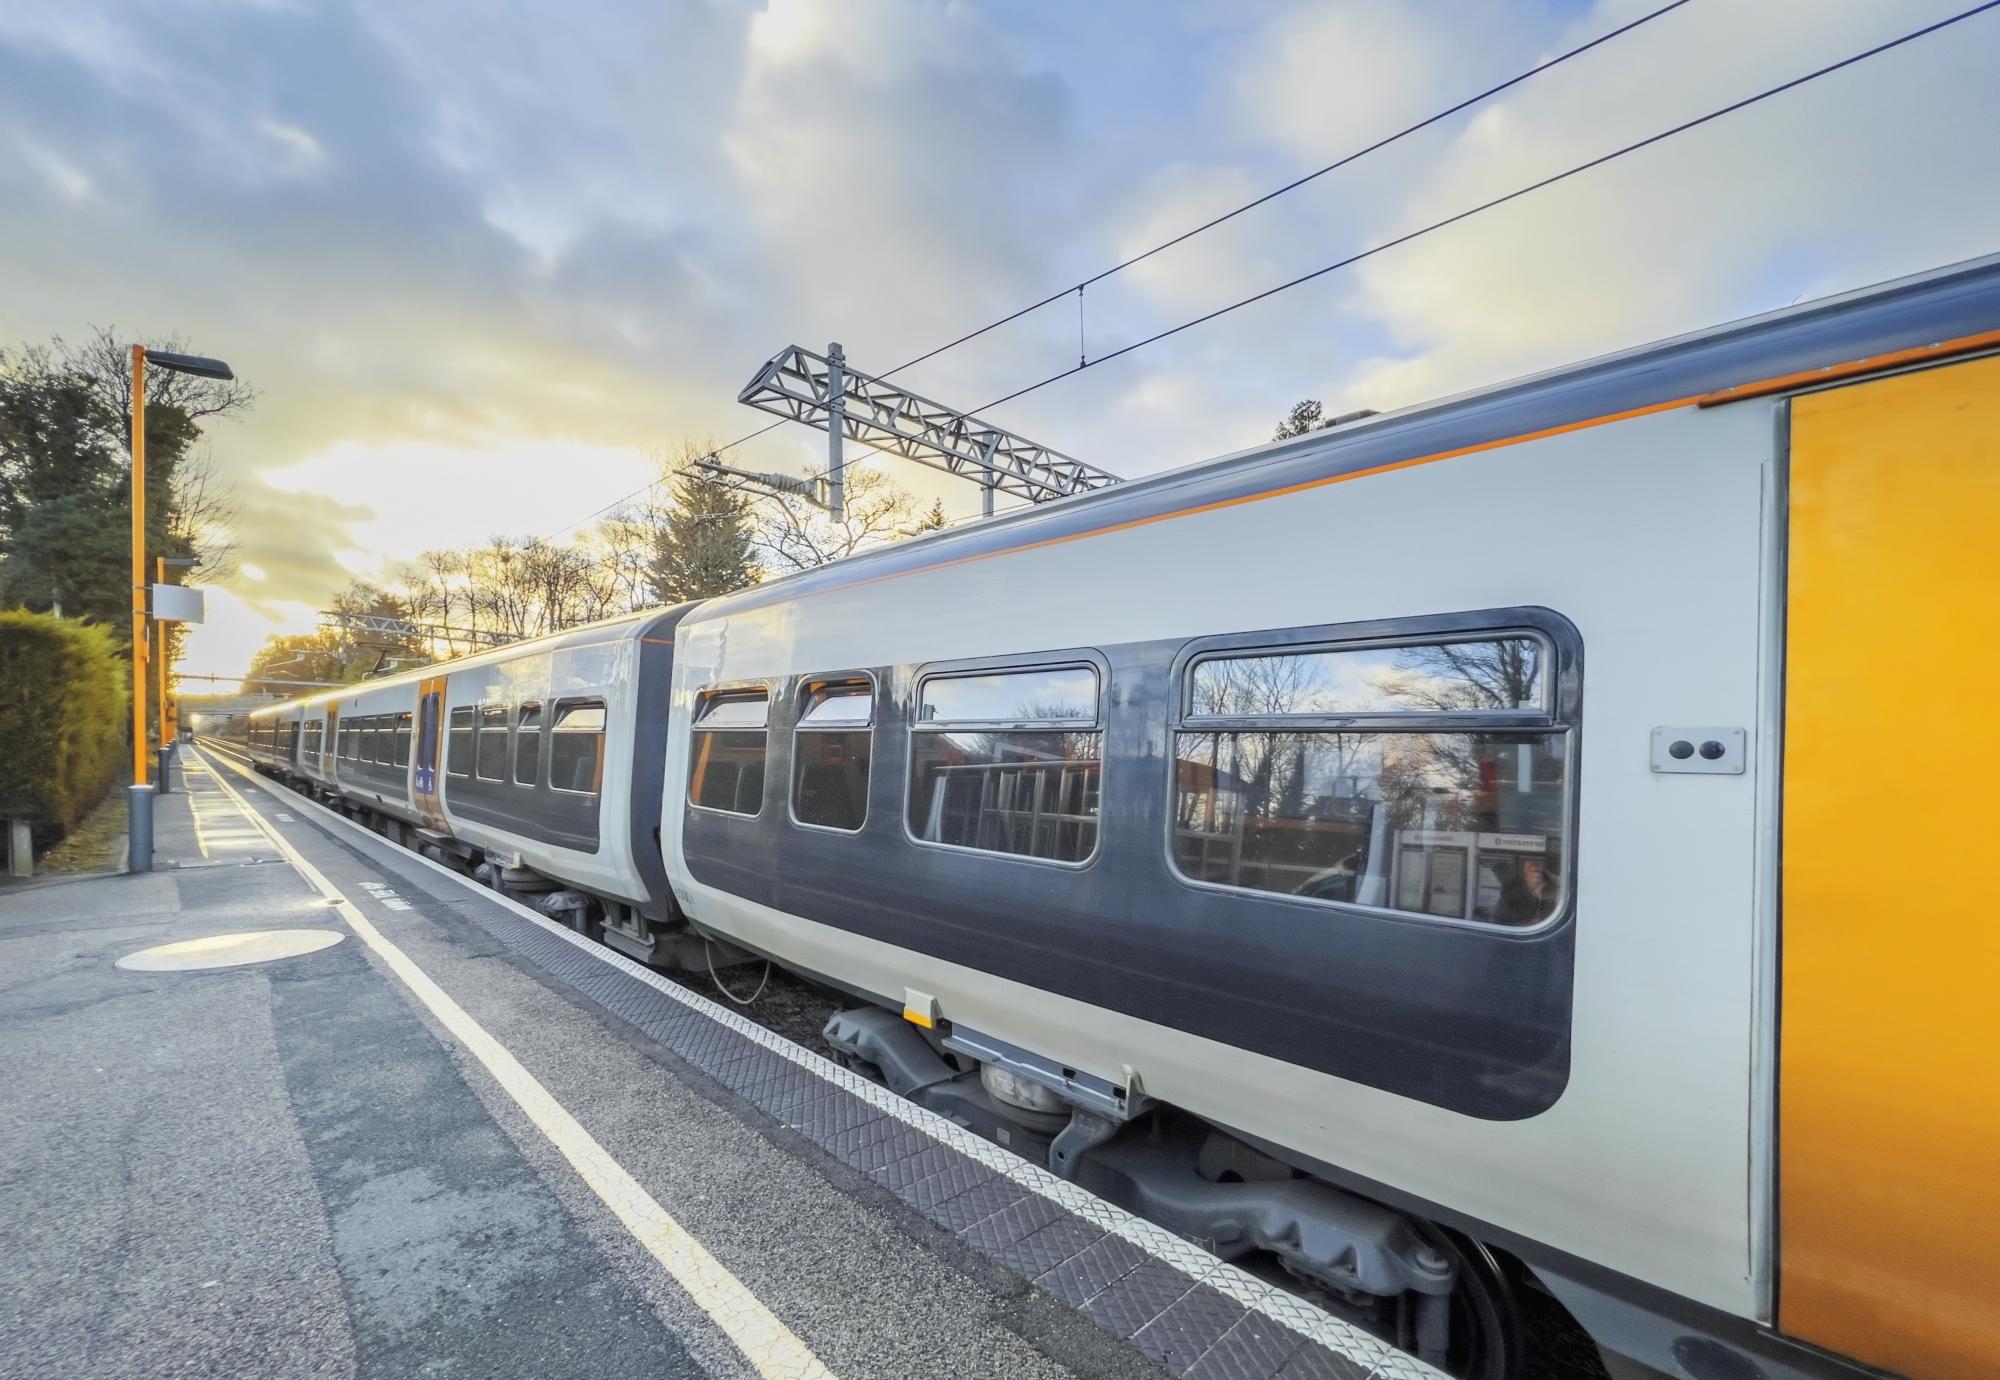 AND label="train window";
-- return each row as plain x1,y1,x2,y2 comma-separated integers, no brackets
340,721,357,760
304,720,322,758
908,665,1101,863
476,704,510,781
793,681,872,832
446,706,474,778
1171,631,1571,927
689,690,768,815
1186,636,1547,719
549,699,606,795
917,666,1098,725
514,703,542,786
393,712,413,768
